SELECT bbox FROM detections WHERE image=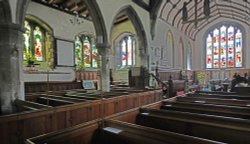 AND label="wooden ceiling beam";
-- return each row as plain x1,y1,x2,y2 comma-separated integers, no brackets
48,0,55,4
